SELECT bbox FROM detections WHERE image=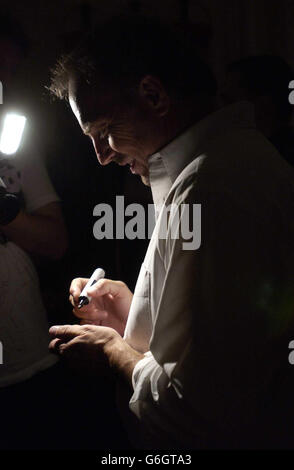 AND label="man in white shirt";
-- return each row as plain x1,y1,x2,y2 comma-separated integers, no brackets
49,17,294,448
